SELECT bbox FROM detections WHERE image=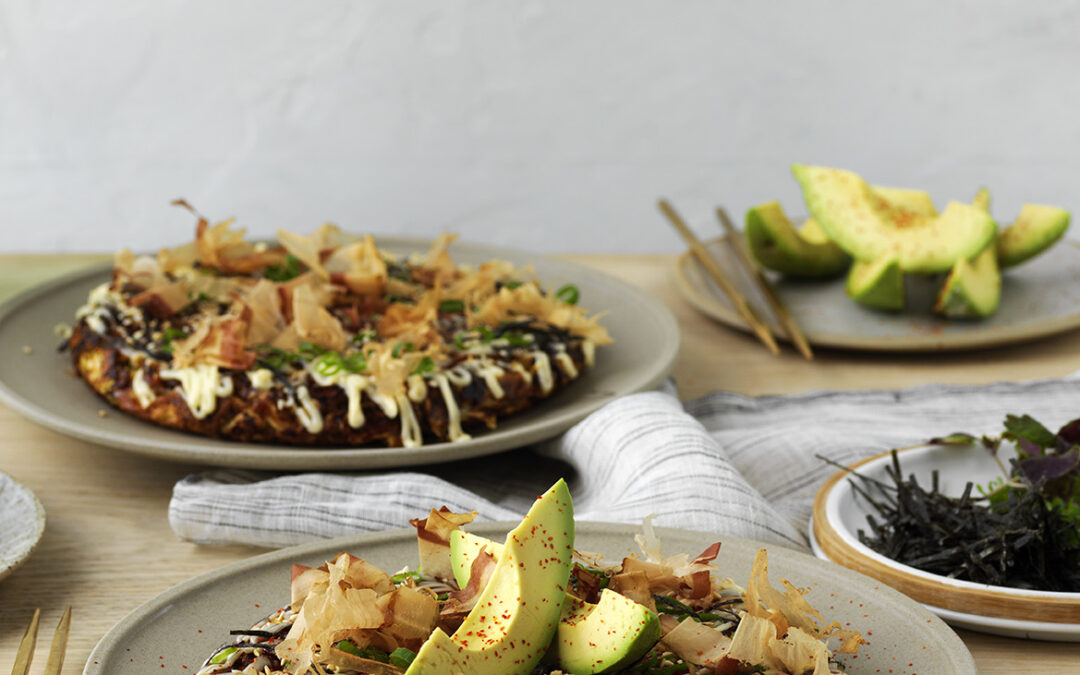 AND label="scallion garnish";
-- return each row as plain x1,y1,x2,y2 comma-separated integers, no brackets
263,253,301,282
392,341,414,358
390,648,417,669
439,299,465,313
556,283,580,305
412,356,436,375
